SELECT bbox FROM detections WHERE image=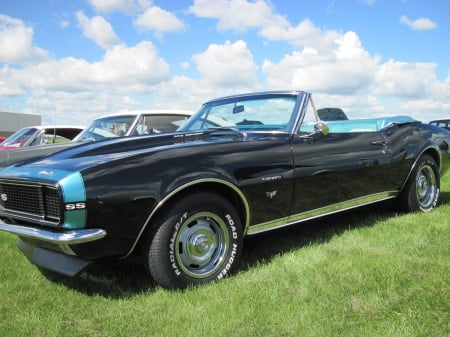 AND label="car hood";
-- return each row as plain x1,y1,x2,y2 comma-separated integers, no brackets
0,131,249,176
